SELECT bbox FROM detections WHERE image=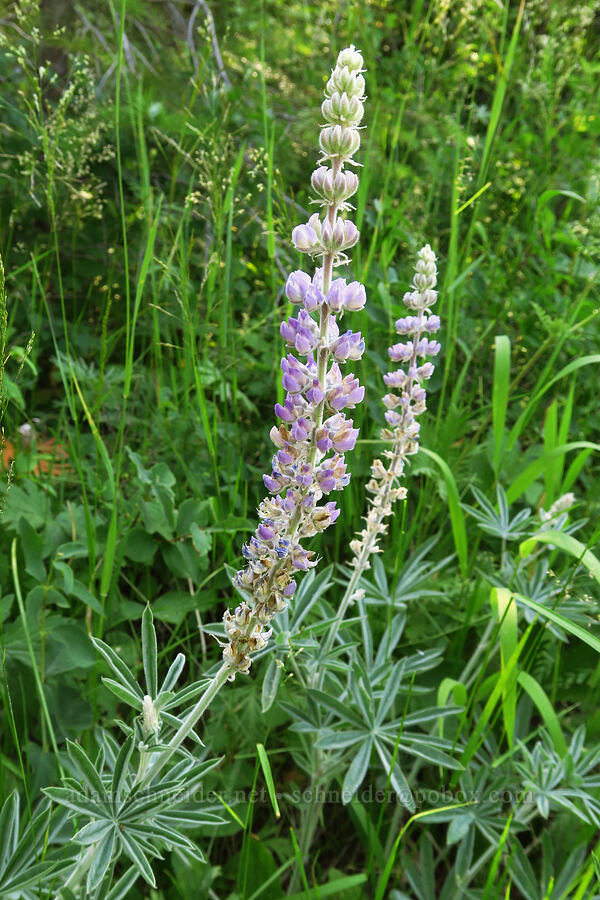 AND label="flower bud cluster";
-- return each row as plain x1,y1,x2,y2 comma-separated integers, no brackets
223,47,367,678
291,44,365,265
351,246,440,564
